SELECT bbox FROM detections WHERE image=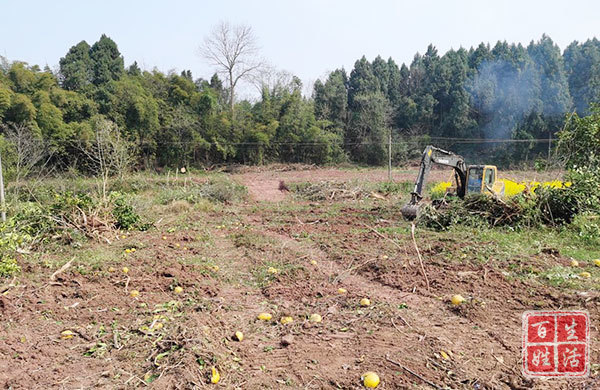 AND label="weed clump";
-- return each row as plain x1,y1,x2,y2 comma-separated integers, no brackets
158,177,247,205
